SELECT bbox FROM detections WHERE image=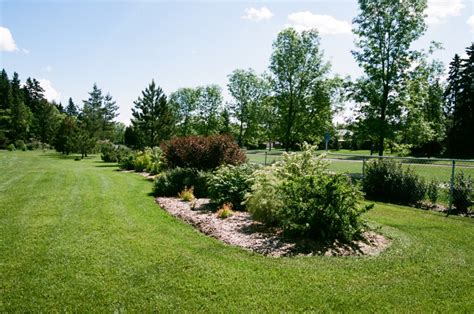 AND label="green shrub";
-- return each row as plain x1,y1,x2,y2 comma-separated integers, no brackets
100,142,131,163
216,203,234,219
363,159,426,206
451,172,473,214
133,150,152,172
7,143,15,151
119,152,135,170
26,139,45,151
153,167,210,198
145,147,164,175
208,163,258,211
161,134,246,170
245,145,371,242
14,140,26,151
426,180,439,204
178,186,195,202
